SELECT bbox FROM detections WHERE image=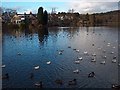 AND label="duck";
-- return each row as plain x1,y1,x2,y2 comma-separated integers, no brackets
78,57,83,60
17,53,22,55
1,65,6,68
111,52,114,54
91,57,96,62
46,61,51,65
68,79,77,85
92,53,96,56
103,56,107,59
84,51,88,55
113,47,116,49
88,72,95,78
112,84,120,89
58,51,62,55
98,47,101,50
100,61,106,64
34,66,40,70
112,59,117,63
55,79,62,85
2,73,9,79
107,44,110,47
113,56,117,59
103,50,106,53
108,43,111,45
76,49,80,52
34,81,43,88
30,73,34,79
92,44,95,46
68,46,71,48
73,69,79,74
75,60,80,64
